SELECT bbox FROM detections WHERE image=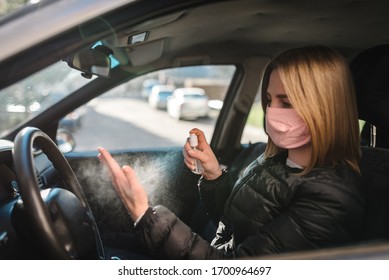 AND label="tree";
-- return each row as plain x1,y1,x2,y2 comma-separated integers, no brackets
0,0,29,17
